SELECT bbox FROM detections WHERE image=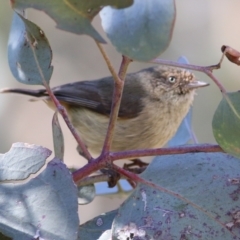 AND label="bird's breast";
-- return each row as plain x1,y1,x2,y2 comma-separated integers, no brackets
67,93,193,155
